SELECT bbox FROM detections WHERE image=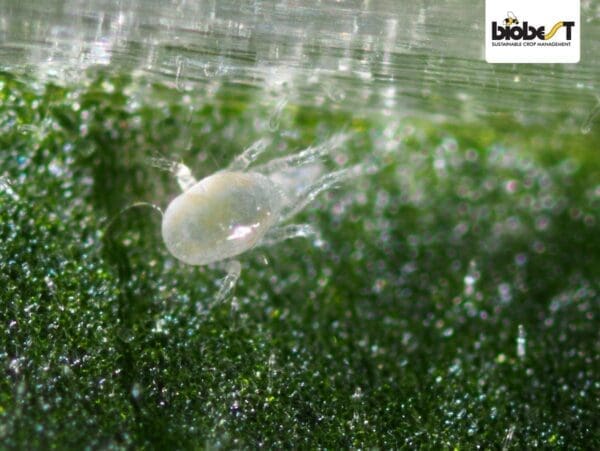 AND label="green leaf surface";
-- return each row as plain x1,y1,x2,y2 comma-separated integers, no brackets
0,71,598,449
